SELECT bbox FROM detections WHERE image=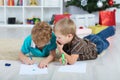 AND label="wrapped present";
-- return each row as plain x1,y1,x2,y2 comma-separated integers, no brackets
89,25,108,34
54,14,71,24
99,10,116,26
